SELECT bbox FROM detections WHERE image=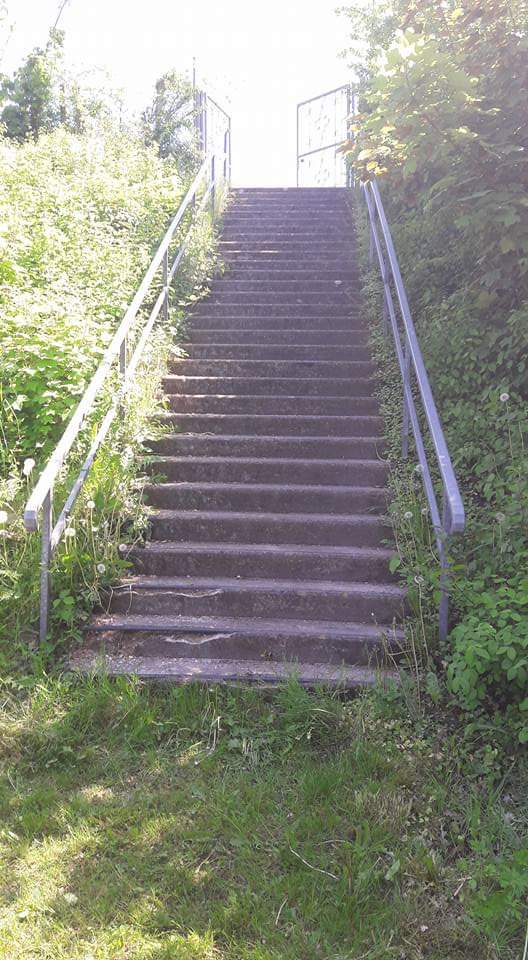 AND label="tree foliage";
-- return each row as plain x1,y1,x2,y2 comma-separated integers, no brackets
141,70,199,175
